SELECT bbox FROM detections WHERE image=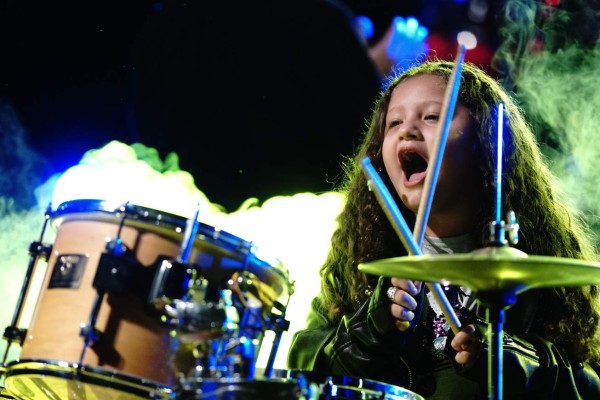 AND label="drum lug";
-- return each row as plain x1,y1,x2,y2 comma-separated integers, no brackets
2,326,26,346
79,323,102,346
104,237,127,256
28,240,52,261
